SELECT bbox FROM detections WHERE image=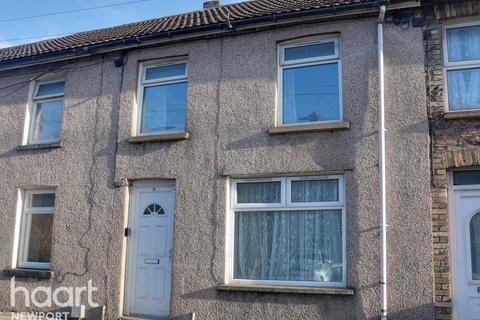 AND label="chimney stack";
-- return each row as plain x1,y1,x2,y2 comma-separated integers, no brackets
203,0,220,9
